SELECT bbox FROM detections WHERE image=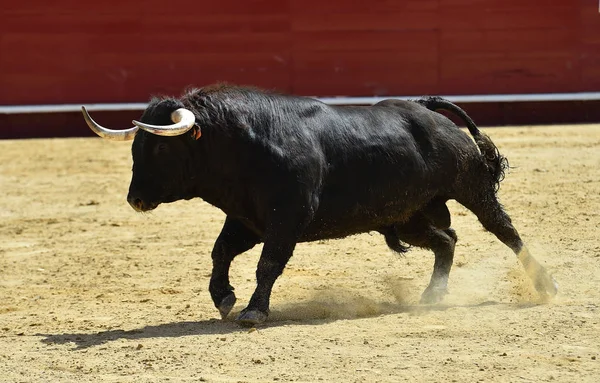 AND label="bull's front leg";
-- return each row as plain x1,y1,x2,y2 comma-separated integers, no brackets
236,239,297,326
209,217,260,319
236,198,315,327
